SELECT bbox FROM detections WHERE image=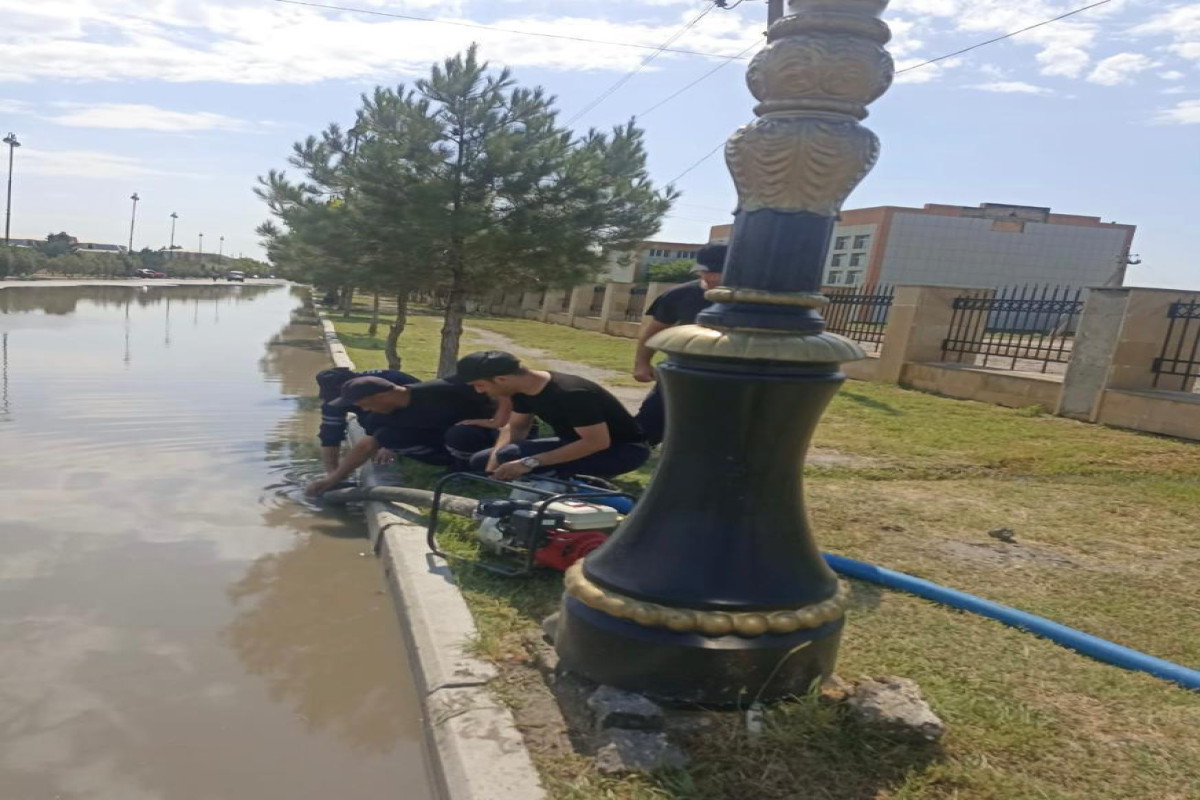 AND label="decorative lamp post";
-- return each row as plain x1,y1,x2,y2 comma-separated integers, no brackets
3,132,20,246
199,232,204,259
169,212,179,255
554,0,895,705
128,193,140,253
219,235,225,262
